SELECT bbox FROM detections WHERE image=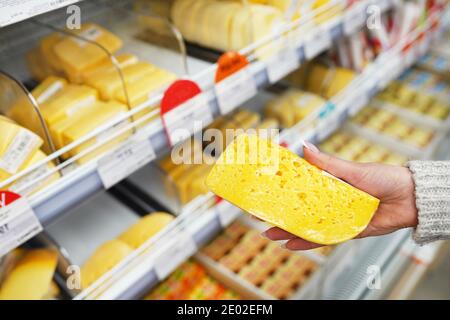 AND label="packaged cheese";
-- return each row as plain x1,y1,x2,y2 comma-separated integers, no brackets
62,101,131,164
118,212,174,249
206,134,380,245
0,249,58,300
0,121,43,181
53,23,123,83
81,240,133,289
